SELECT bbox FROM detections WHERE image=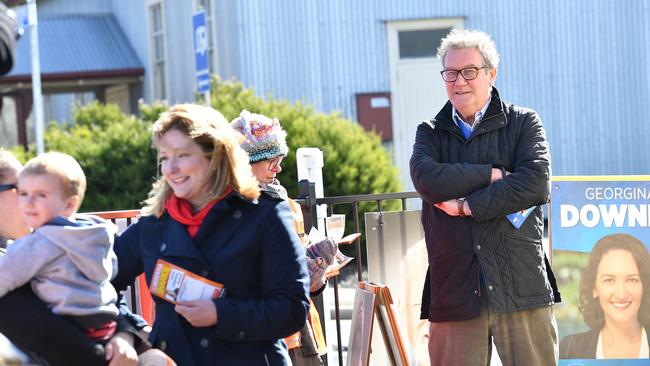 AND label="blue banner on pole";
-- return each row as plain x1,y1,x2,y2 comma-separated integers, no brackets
192,11,210,93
